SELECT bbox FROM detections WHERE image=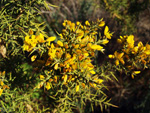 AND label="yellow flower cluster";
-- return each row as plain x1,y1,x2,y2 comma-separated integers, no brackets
0,71,9,96
23,19,112,91
109,35,150,78
43,20,111,91
23,33,45,52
